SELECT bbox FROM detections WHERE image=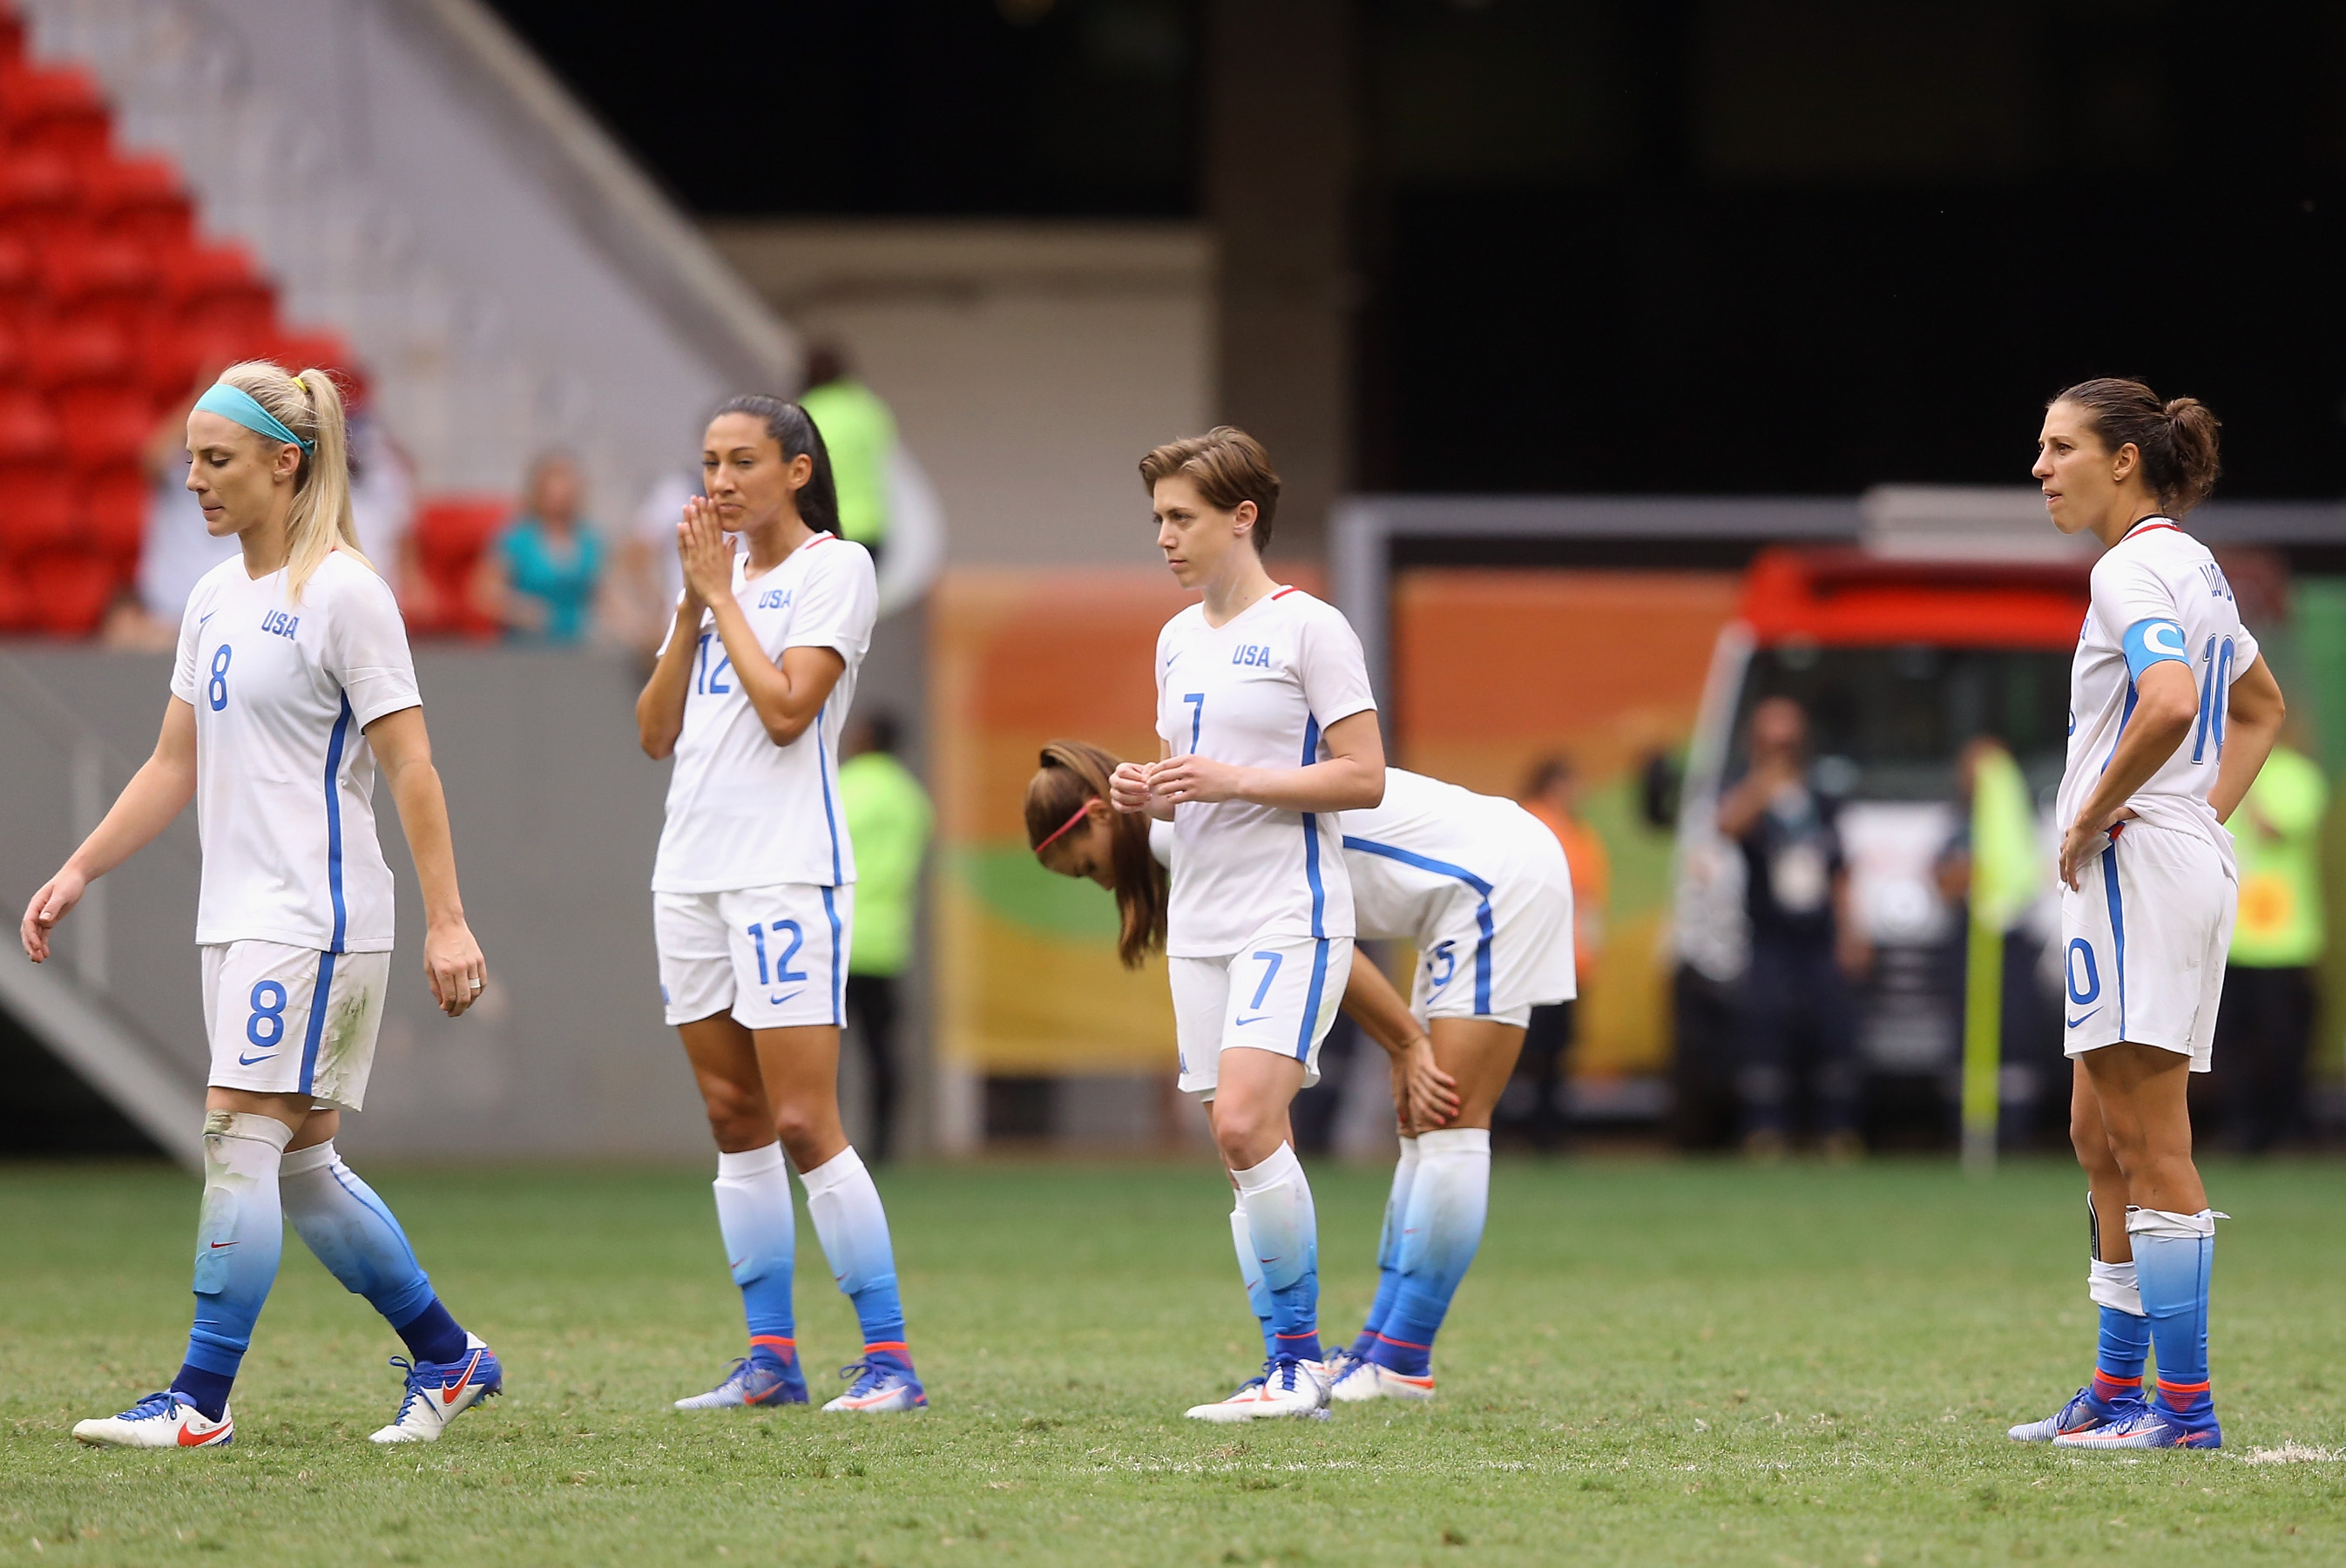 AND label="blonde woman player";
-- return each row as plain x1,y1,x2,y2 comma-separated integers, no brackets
1028,748,1572,1403
1108,427,1385,1422
23,362,499,1449
637,396,923,1414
